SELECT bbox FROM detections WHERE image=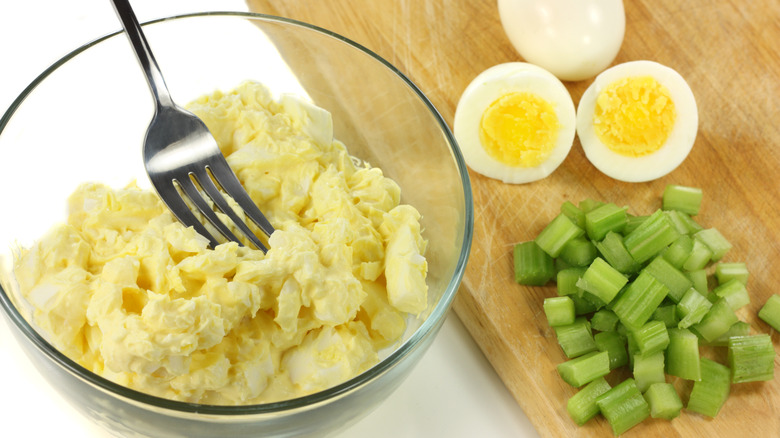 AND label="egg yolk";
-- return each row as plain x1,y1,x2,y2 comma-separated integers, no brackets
593,76,676,157
479,92,560,168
